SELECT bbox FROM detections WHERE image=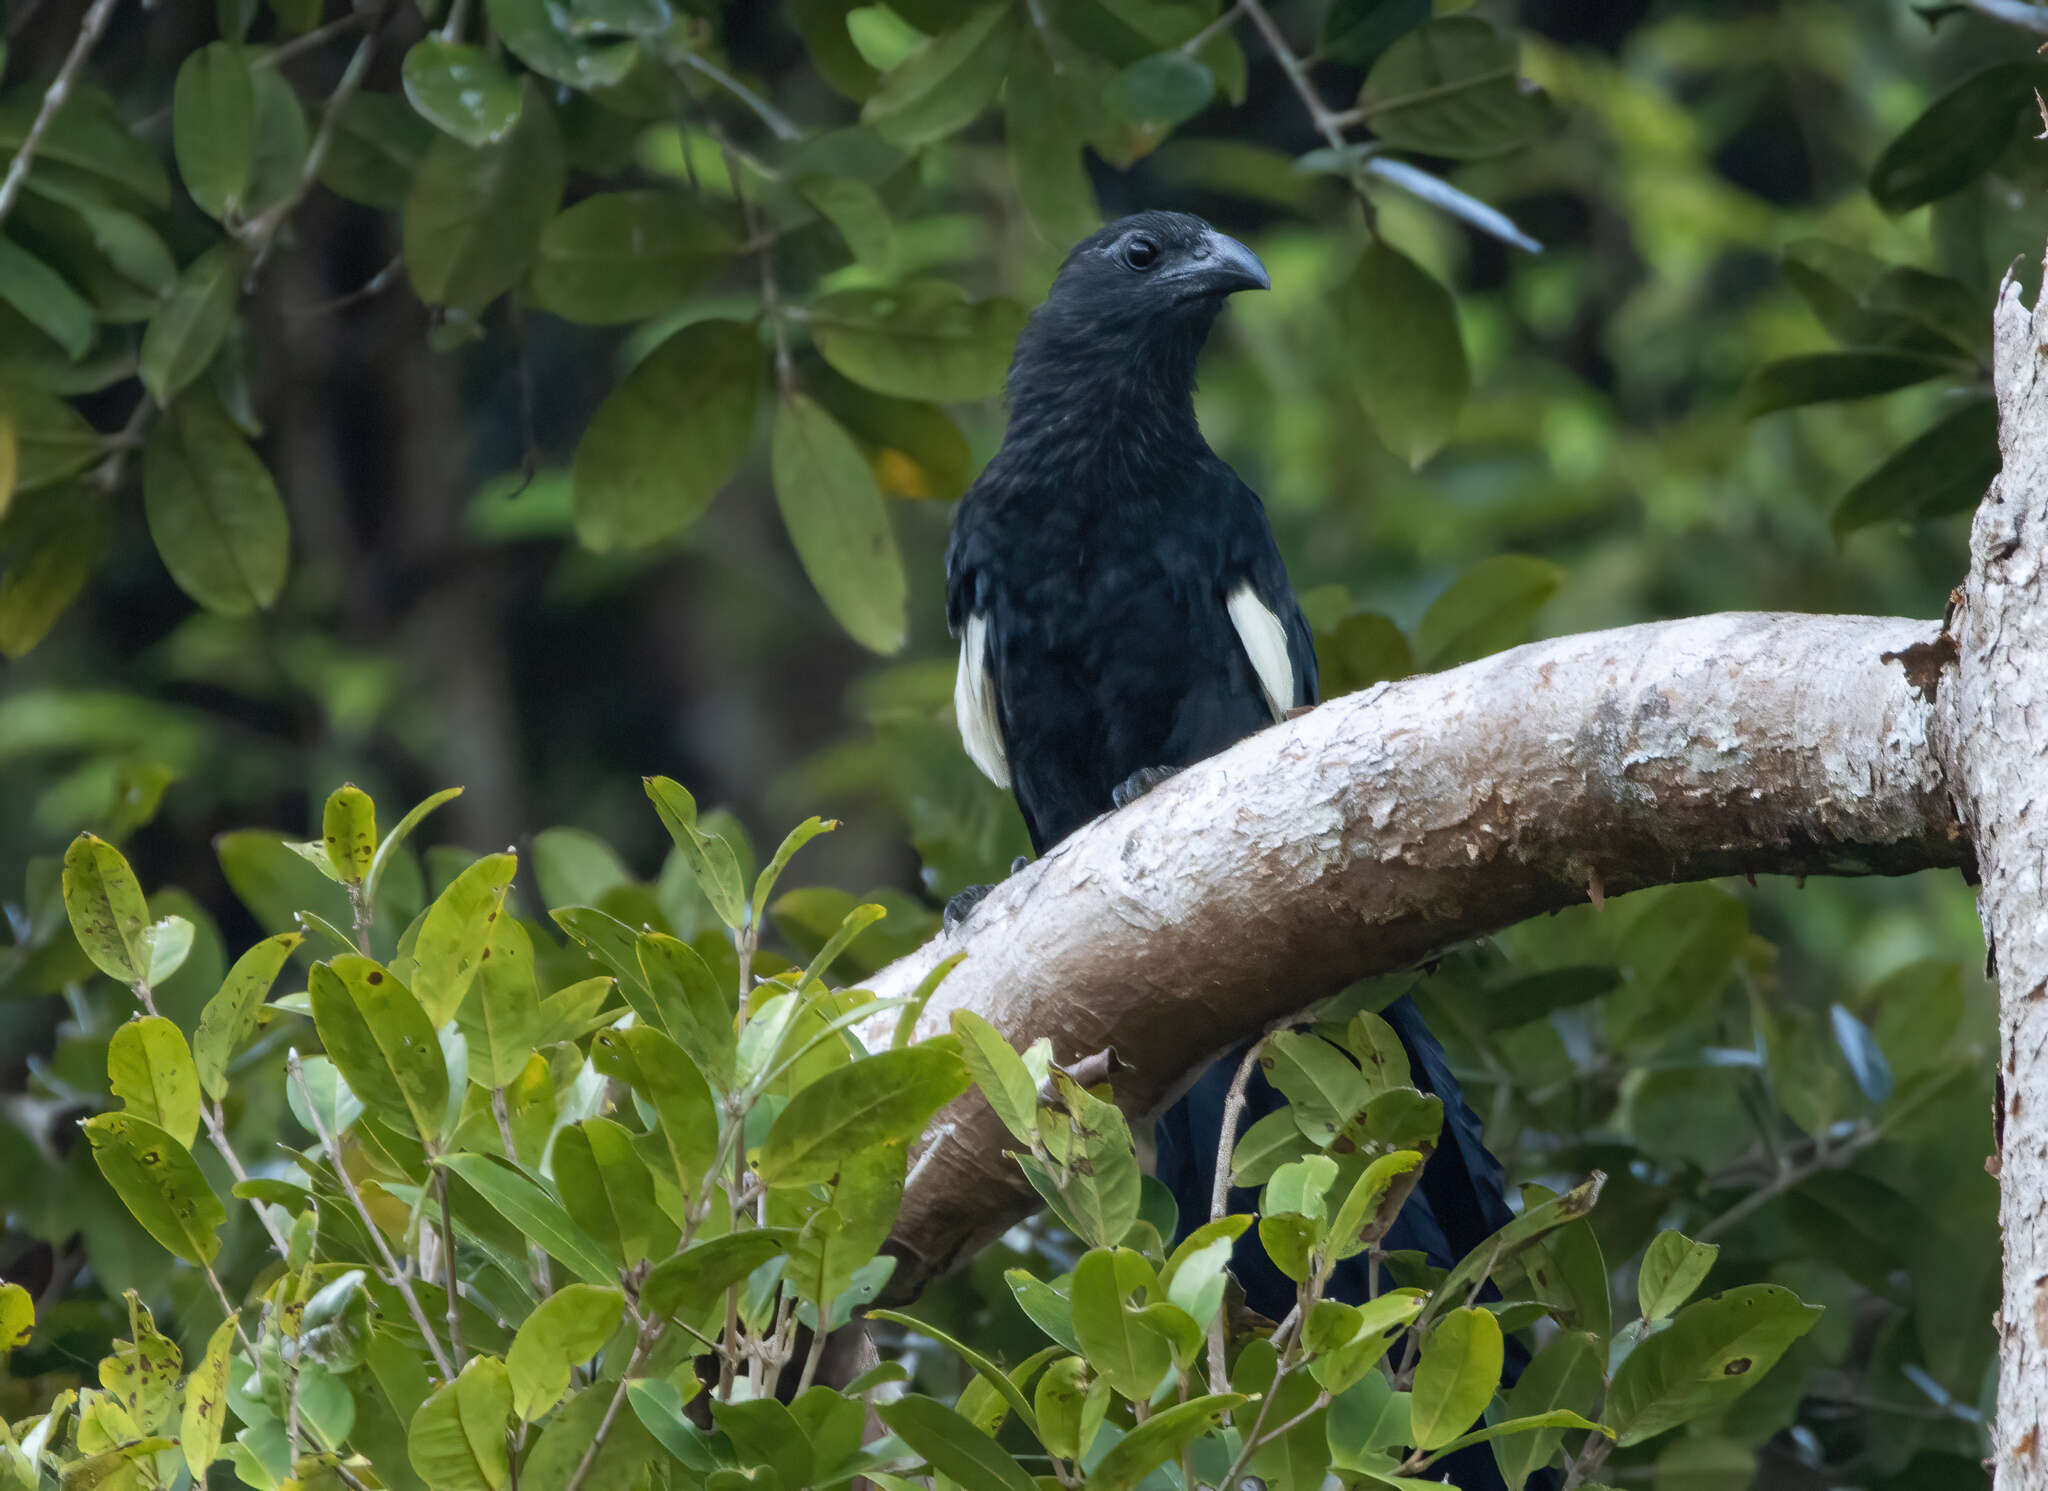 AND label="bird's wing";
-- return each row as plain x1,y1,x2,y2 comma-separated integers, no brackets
946,492,1011,789
1218,469,1319,717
